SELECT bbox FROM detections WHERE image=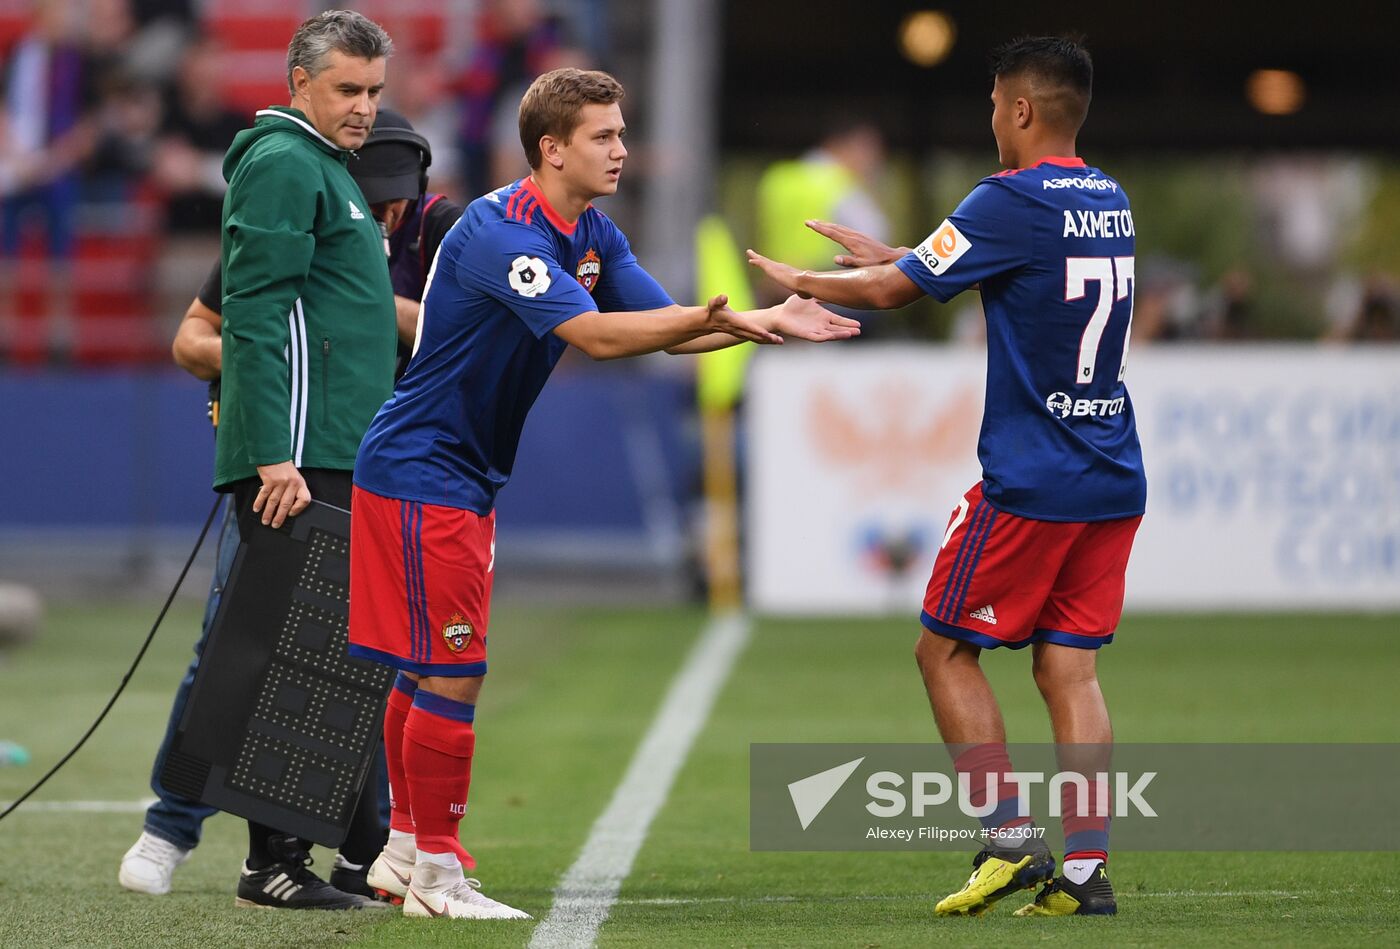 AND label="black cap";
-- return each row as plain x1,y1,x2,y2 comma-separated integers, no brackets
351,108,431,204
